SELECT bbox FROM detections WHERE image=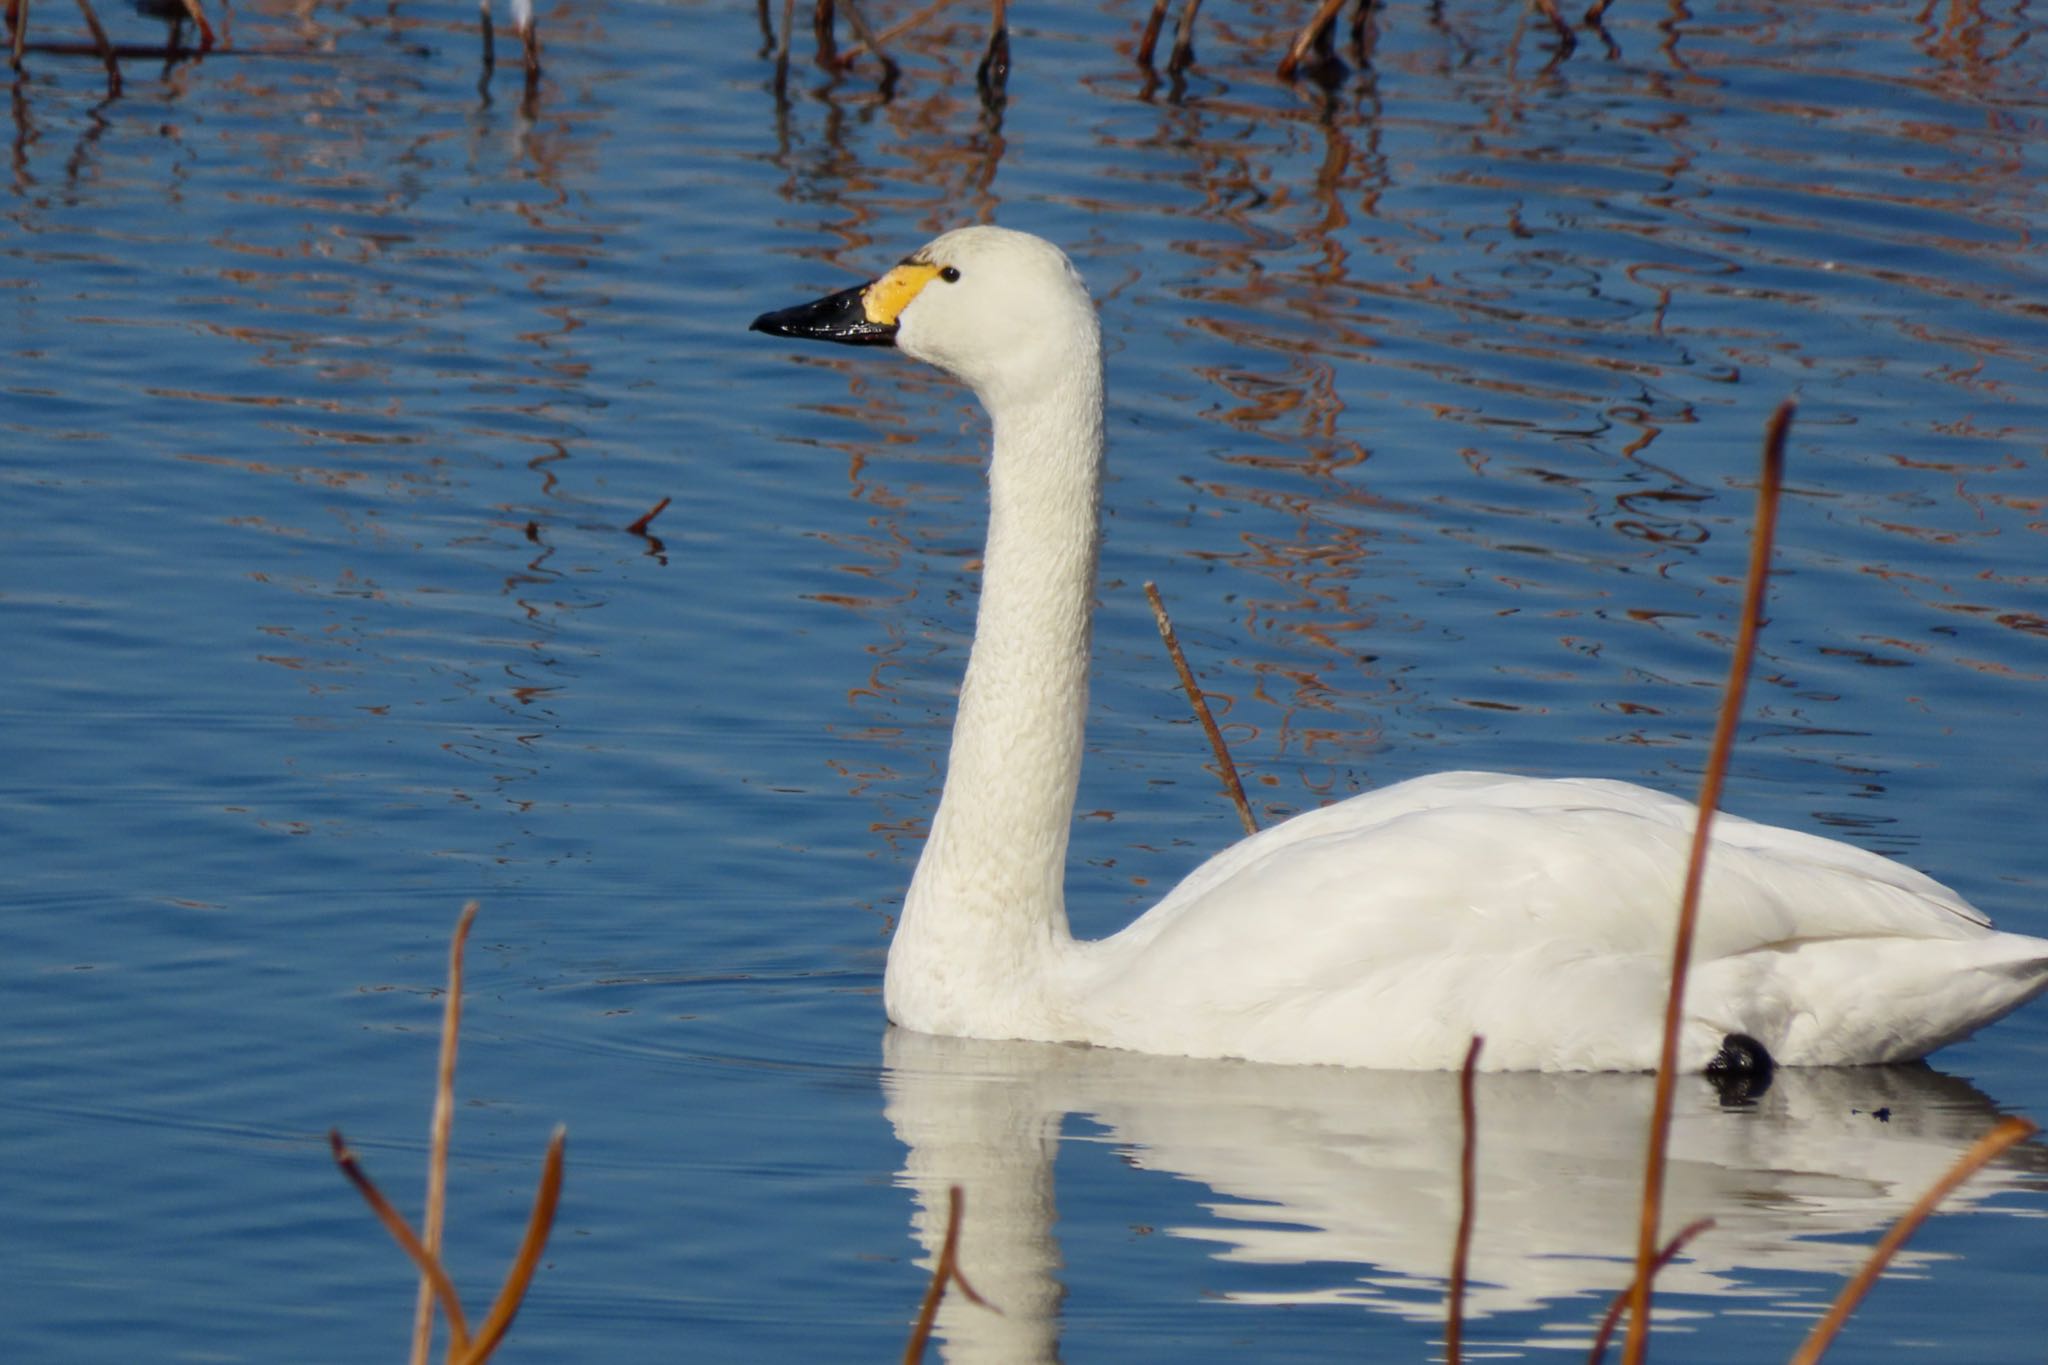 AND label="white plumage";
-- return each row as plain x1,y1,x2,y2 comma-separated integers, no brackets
753,224,2048,1072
